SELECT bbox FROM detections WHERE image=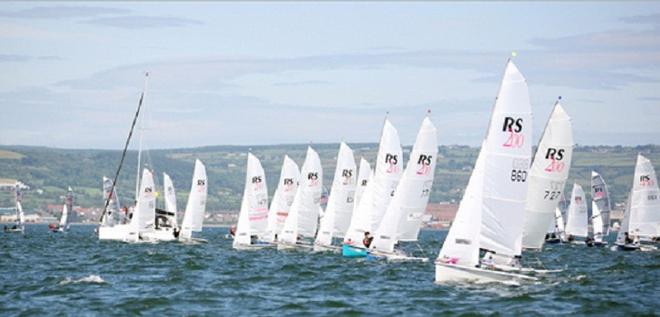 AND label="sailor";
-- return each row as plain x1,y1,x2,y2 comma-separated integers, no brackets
229,225,237,237
363,232,374,248
624,232,633,244
481,251,495,268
